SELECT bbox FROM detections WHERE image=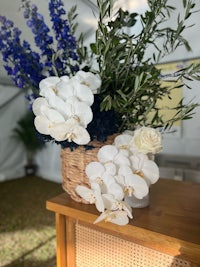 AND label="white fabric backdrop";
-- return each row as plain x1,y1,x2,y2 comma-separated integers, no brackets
35,143,62,183
0,85,62,183
0,85,26,181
